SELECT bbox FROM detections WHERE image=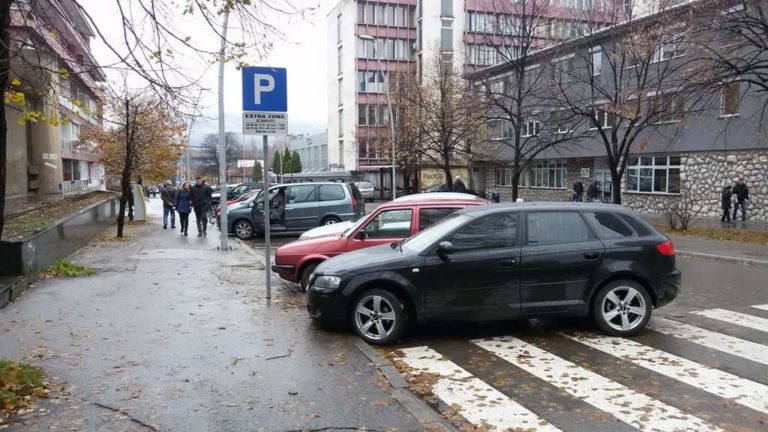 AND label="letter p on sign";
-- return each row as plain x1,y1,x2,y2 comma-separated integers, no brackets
253,74,275,104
